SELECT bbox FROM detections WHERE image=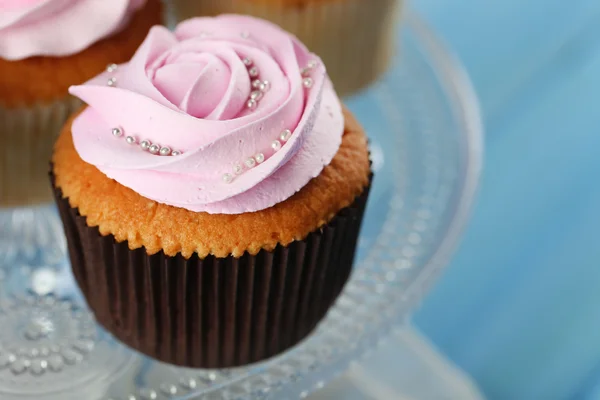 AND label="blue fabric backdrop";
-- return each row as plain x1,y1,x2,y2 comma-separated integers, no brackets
411,1,600,399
